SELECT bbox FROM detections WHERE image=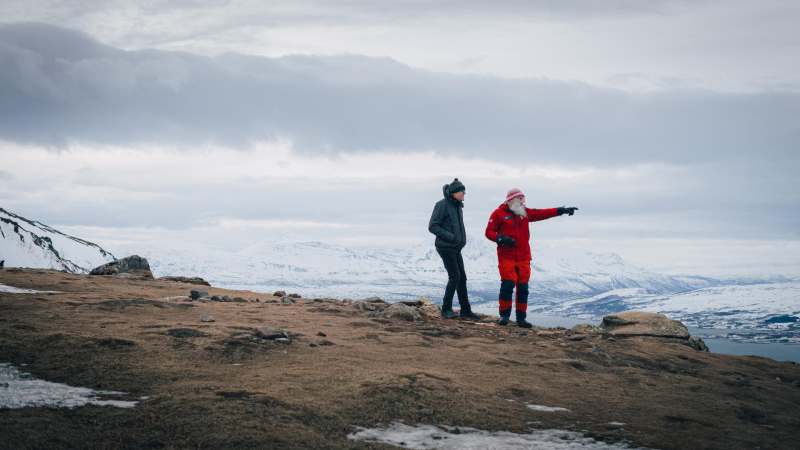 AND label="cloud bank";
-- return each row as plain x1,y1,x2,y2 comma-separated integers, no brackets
2,23,799,166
